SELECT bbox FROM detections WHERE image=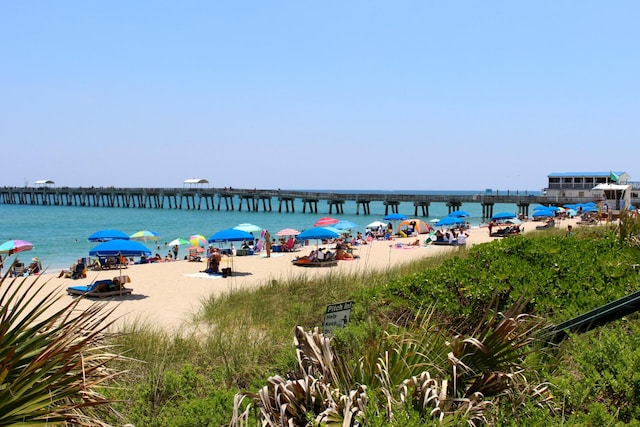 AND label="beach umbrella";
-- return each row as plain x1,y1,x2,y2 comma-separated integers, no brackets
447,210,470,218
532,210,555,218
208,228,254,243
189,234,207,247
275,228,301,237
233,223,263,233
88,229,130,242
491,212,516,220
129,230,161,242
323,226,349,236
313,217,340,227
130,230,160,239
297,227,340,241
333,220,358,231
168,238,190,246
0,239,34,255
383,213,407,221
88,239,152,257
533,206,559,213
208,229,255,274
366,220,387,229
435,217,465,227
89,239,152,277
